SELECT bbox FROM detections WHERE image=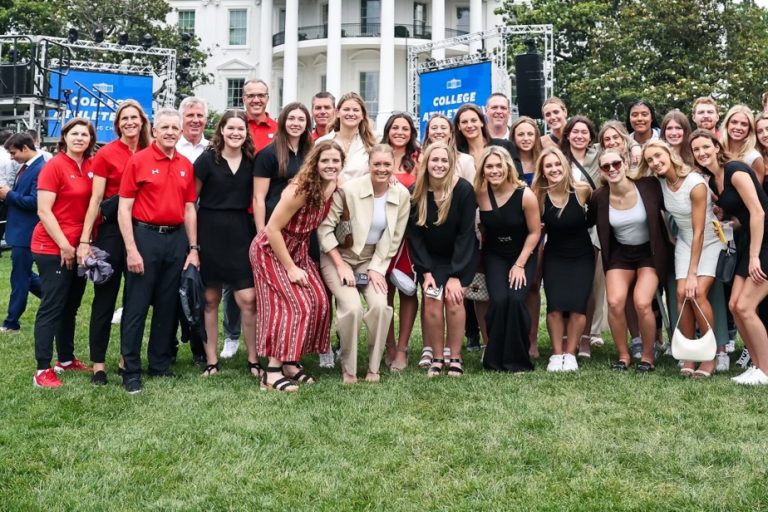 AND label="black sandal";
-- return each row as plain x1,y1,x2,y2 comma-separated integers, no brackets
201,362,219,377
247,360,263,378
636,361,656,373
447,358,464,378
283,361,316,384
427,358,445,378
611,360,629,371
260,366,298,392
